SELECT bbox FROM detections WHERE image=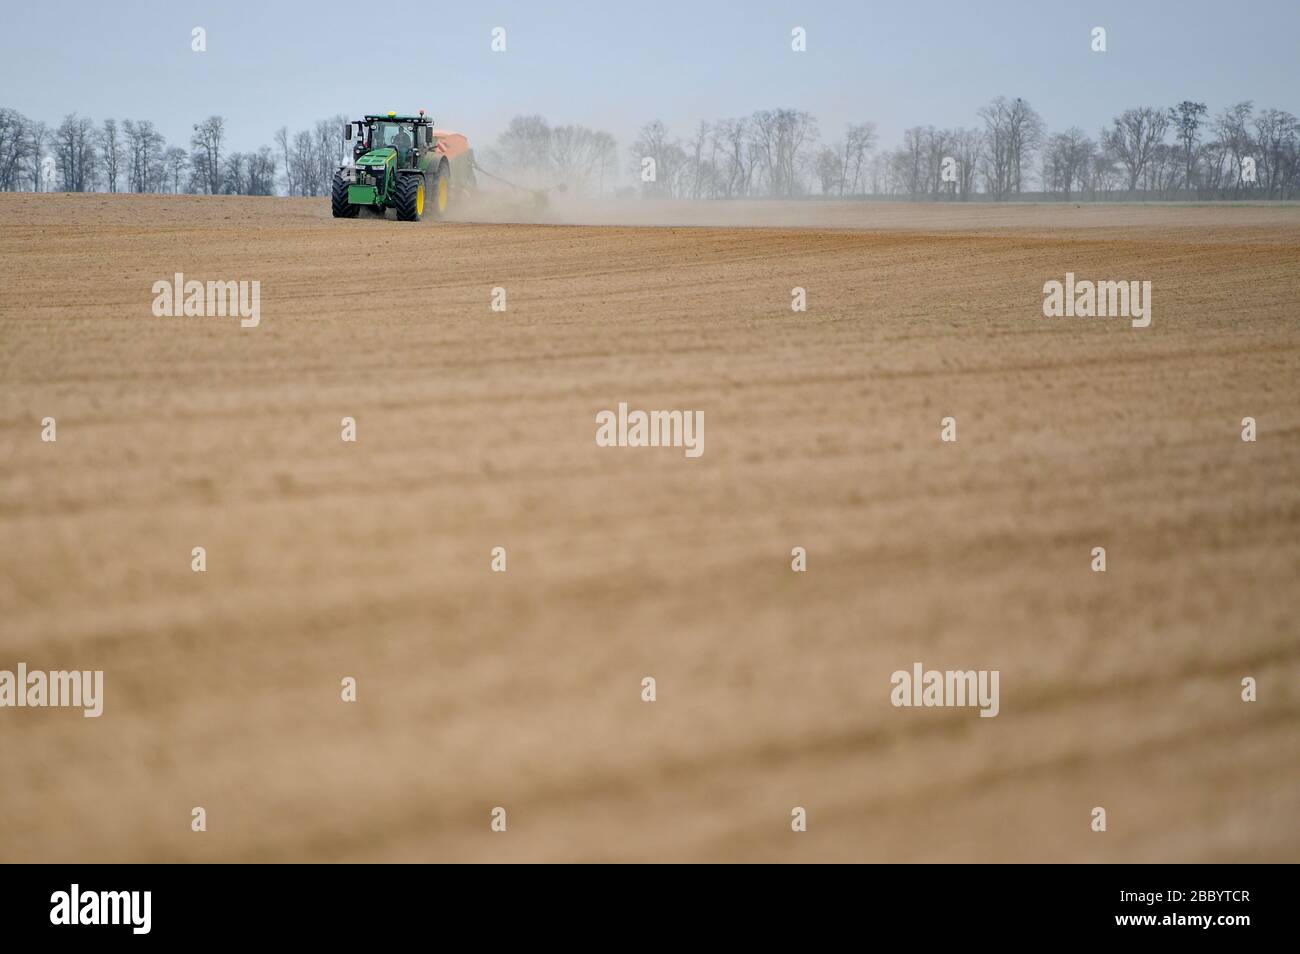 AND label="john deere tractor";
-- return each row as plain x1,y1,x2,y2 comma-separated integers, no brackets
331,111,474,221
